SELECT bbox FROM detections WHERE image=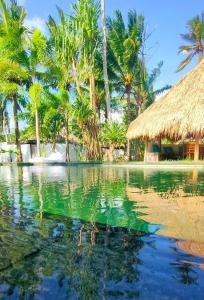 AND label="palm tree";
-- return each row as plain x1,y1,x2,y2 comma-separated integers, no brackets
0,0,28,161
101,0,111,120
29,82,44,157
0,60,28,161
0,93,6,132
47,8,73,162
107,10,145,161
177,12,204,72
71,0,101,160
28,29,48,157
107,10,145,125
133,60,163,115
73,0,100,110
